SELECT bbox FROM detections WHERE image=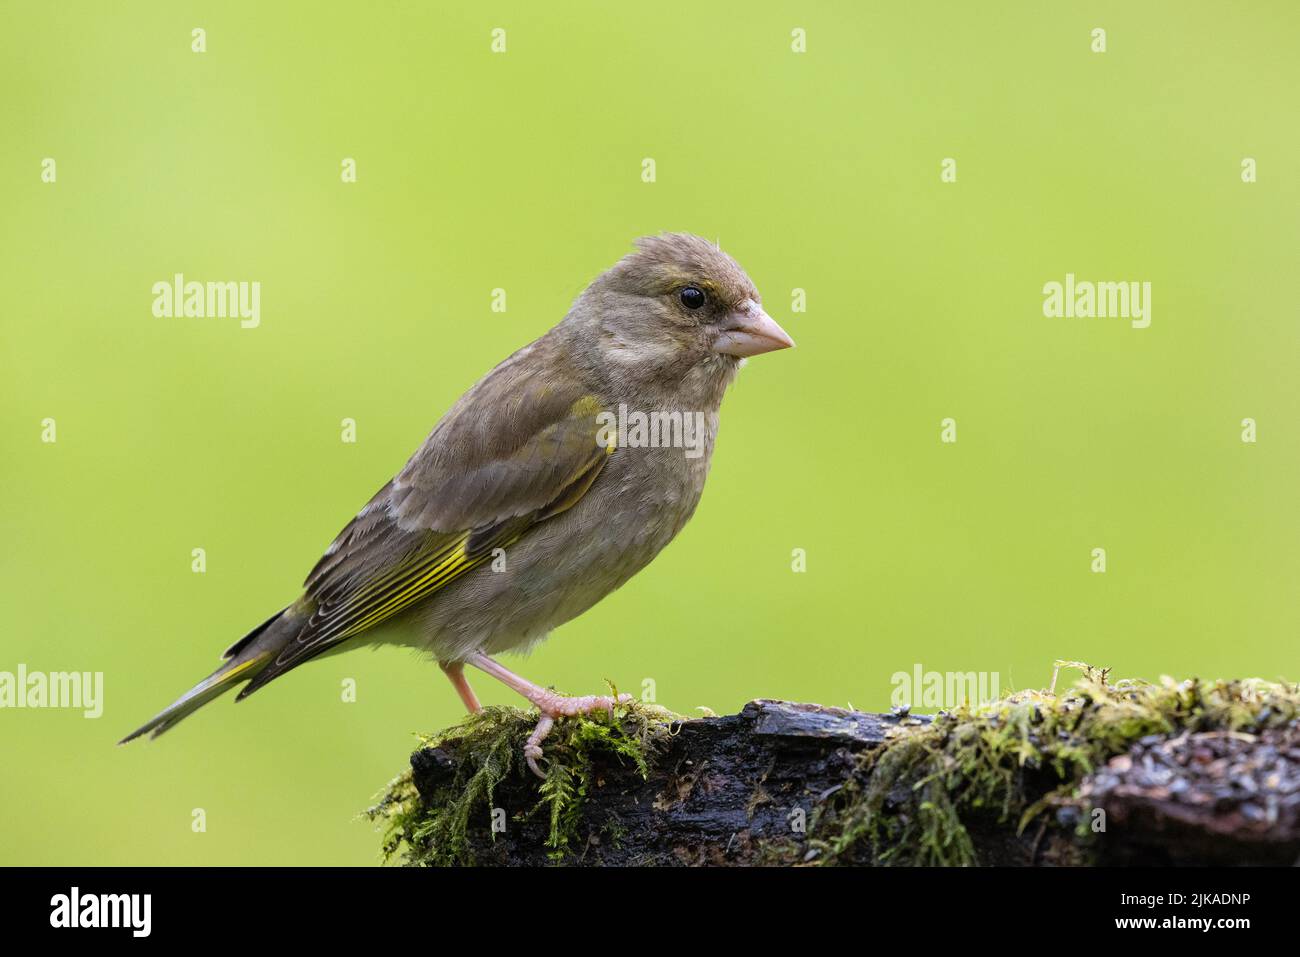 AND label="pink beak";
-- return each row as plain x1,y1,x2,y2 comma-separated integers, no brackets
712,299,796,358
